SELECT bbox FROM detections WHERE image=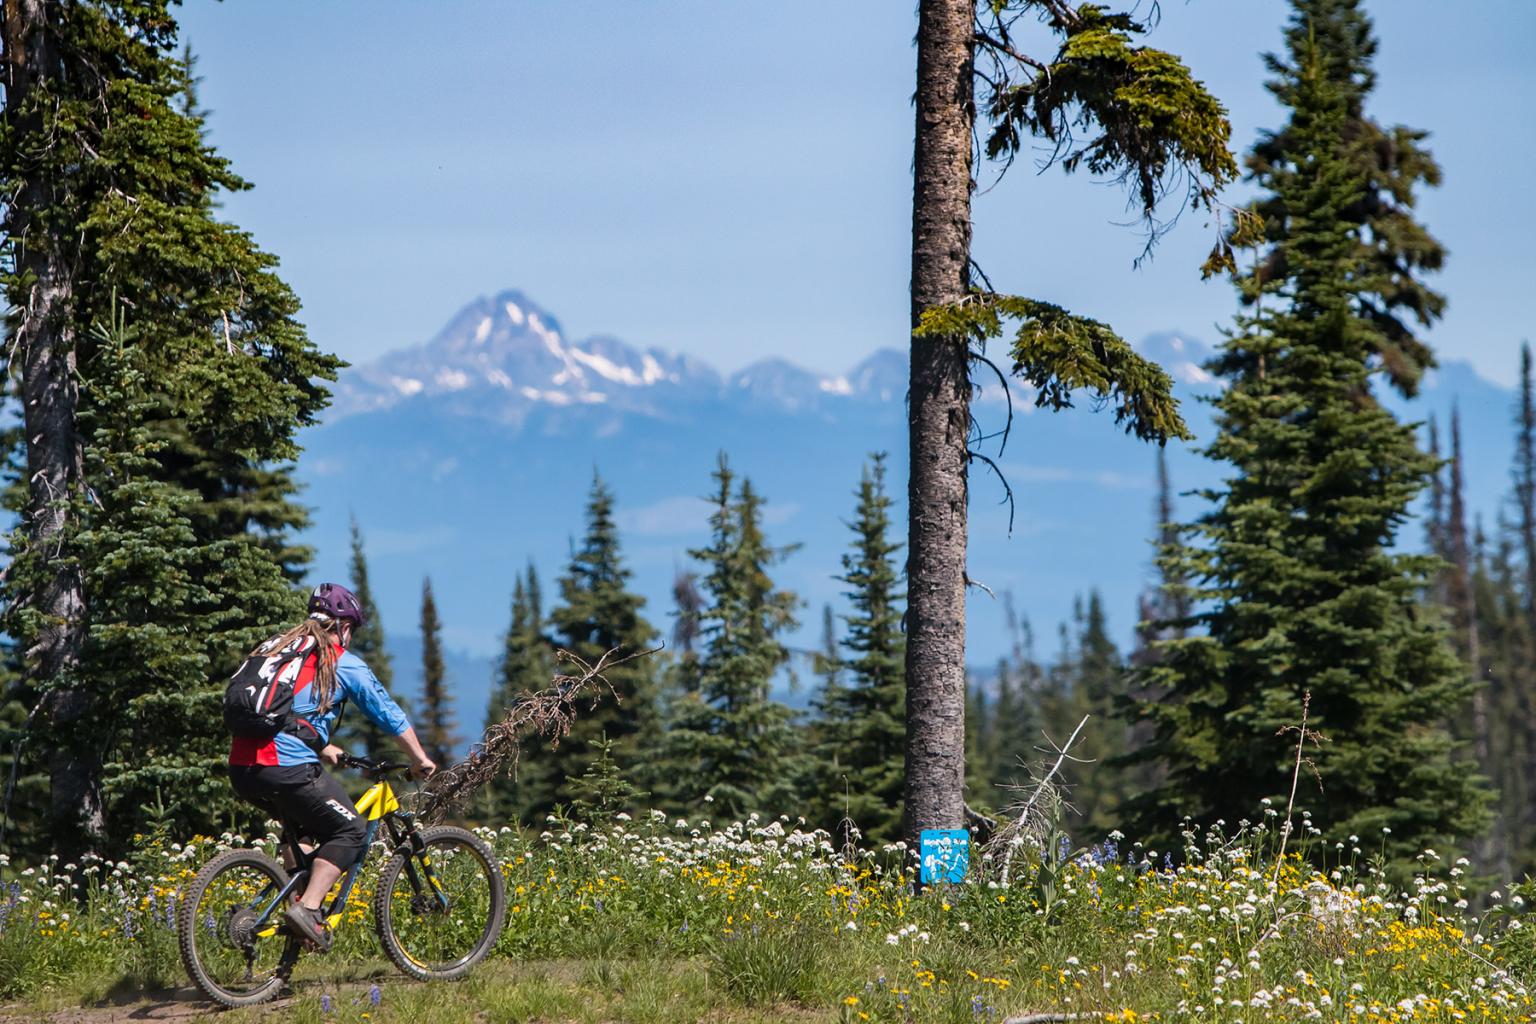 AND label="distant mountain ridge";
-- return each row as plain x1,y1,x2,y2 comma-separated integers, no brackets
301,290,1519,752
331,289,908,425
